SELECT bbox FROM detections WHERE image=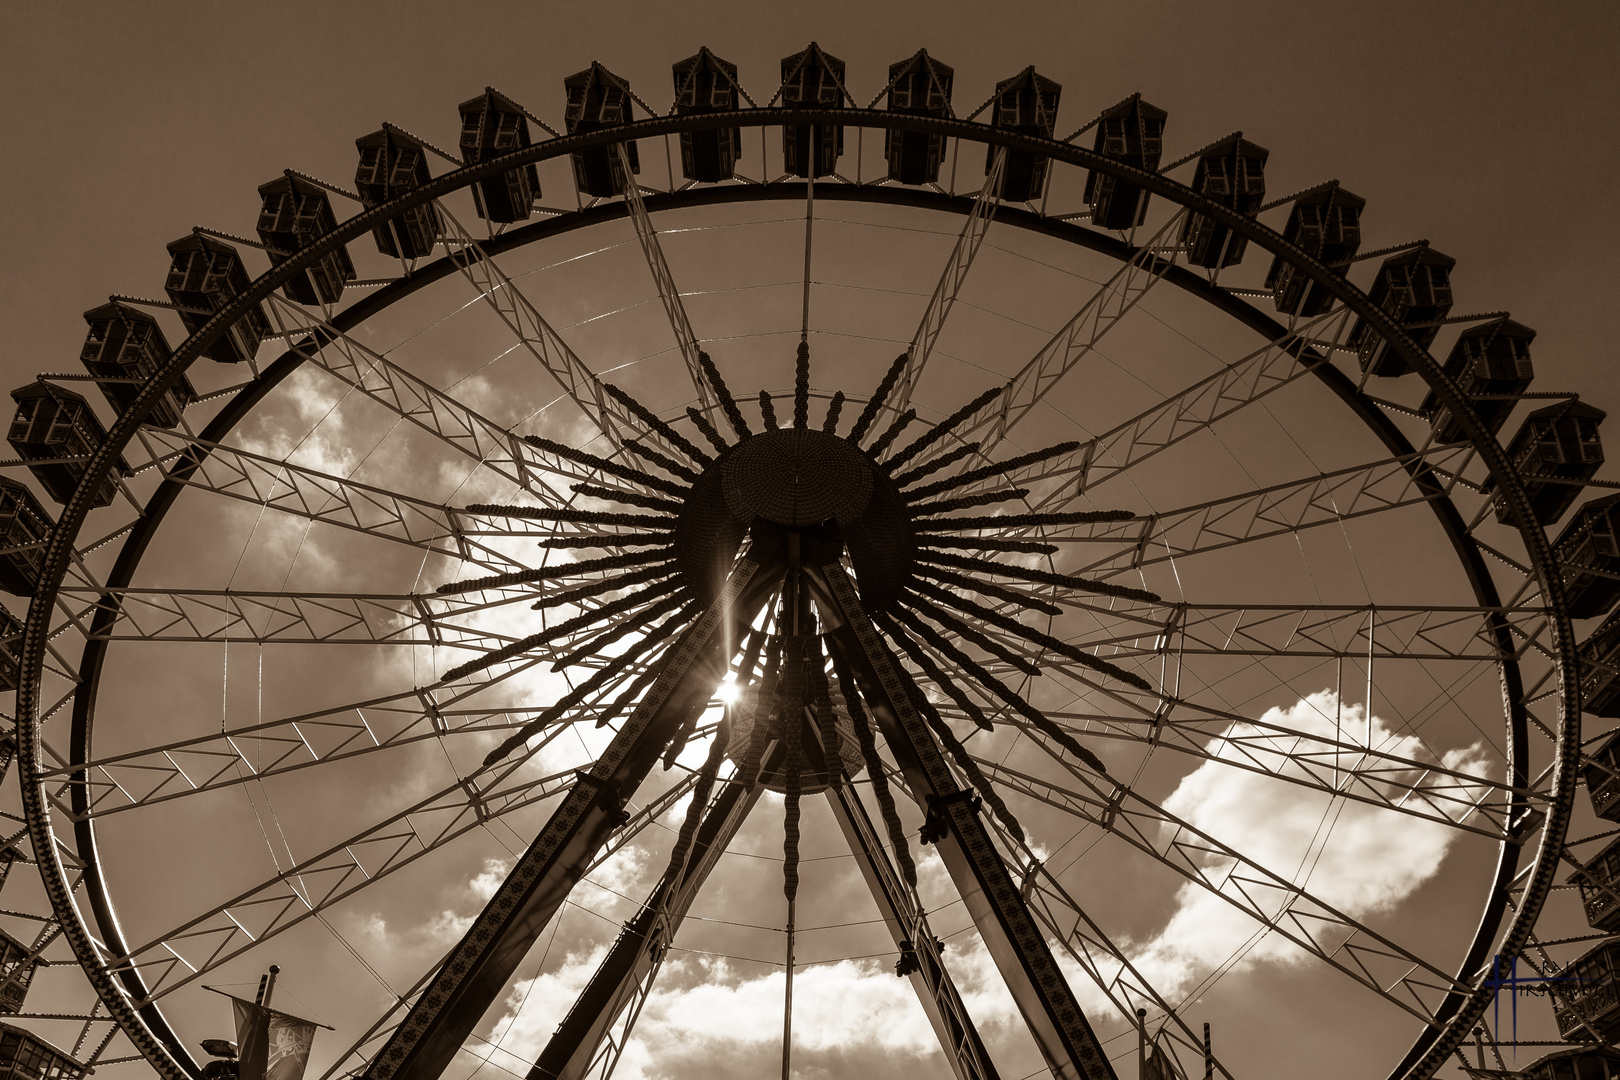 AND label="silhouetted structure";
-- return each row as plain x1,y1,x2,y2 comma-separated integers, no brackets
459,89,541,222
1553,940,1620,1042
990,68,1062,204
1420,318,1535,443
163,235,271,363
884,50,953,186
1084,94,1164,228
564,63,640,197
1572,833,1620,932
1180,135,1267,268
0,609,20,692
0,480,51,598
1352,247,1455,377
780,44,845,179
256,175,356,305
1265,184,1365,317
8,382,123,507
1492,399,1606,526
1554,494,1620,619
1582,611,1620,718
0,1023,84,1080
673,50,743,183
1586,729,1620,821
78,302,194,428
355,128,442,259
